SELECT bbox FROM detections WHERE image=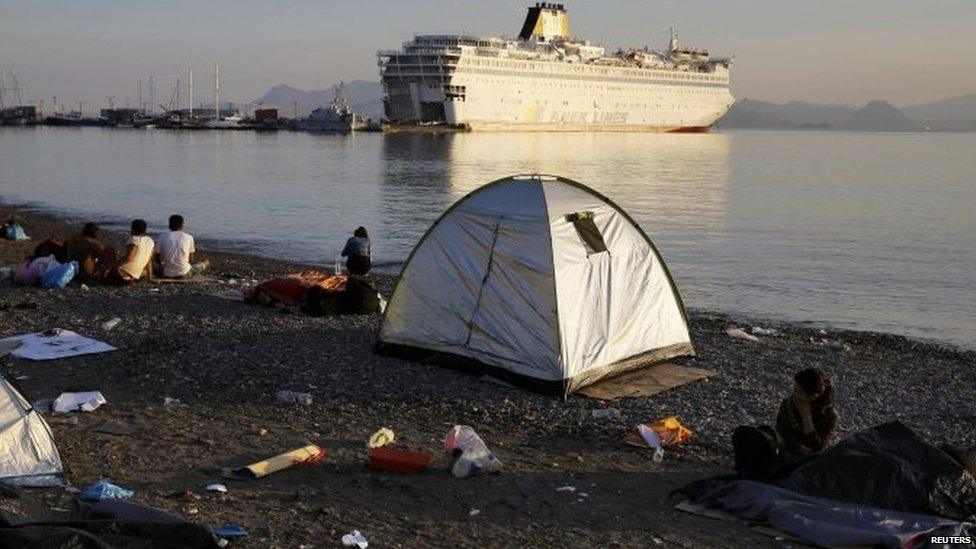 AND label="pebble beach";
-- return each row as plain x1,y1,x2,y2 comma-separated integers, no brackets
2,202,974,548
